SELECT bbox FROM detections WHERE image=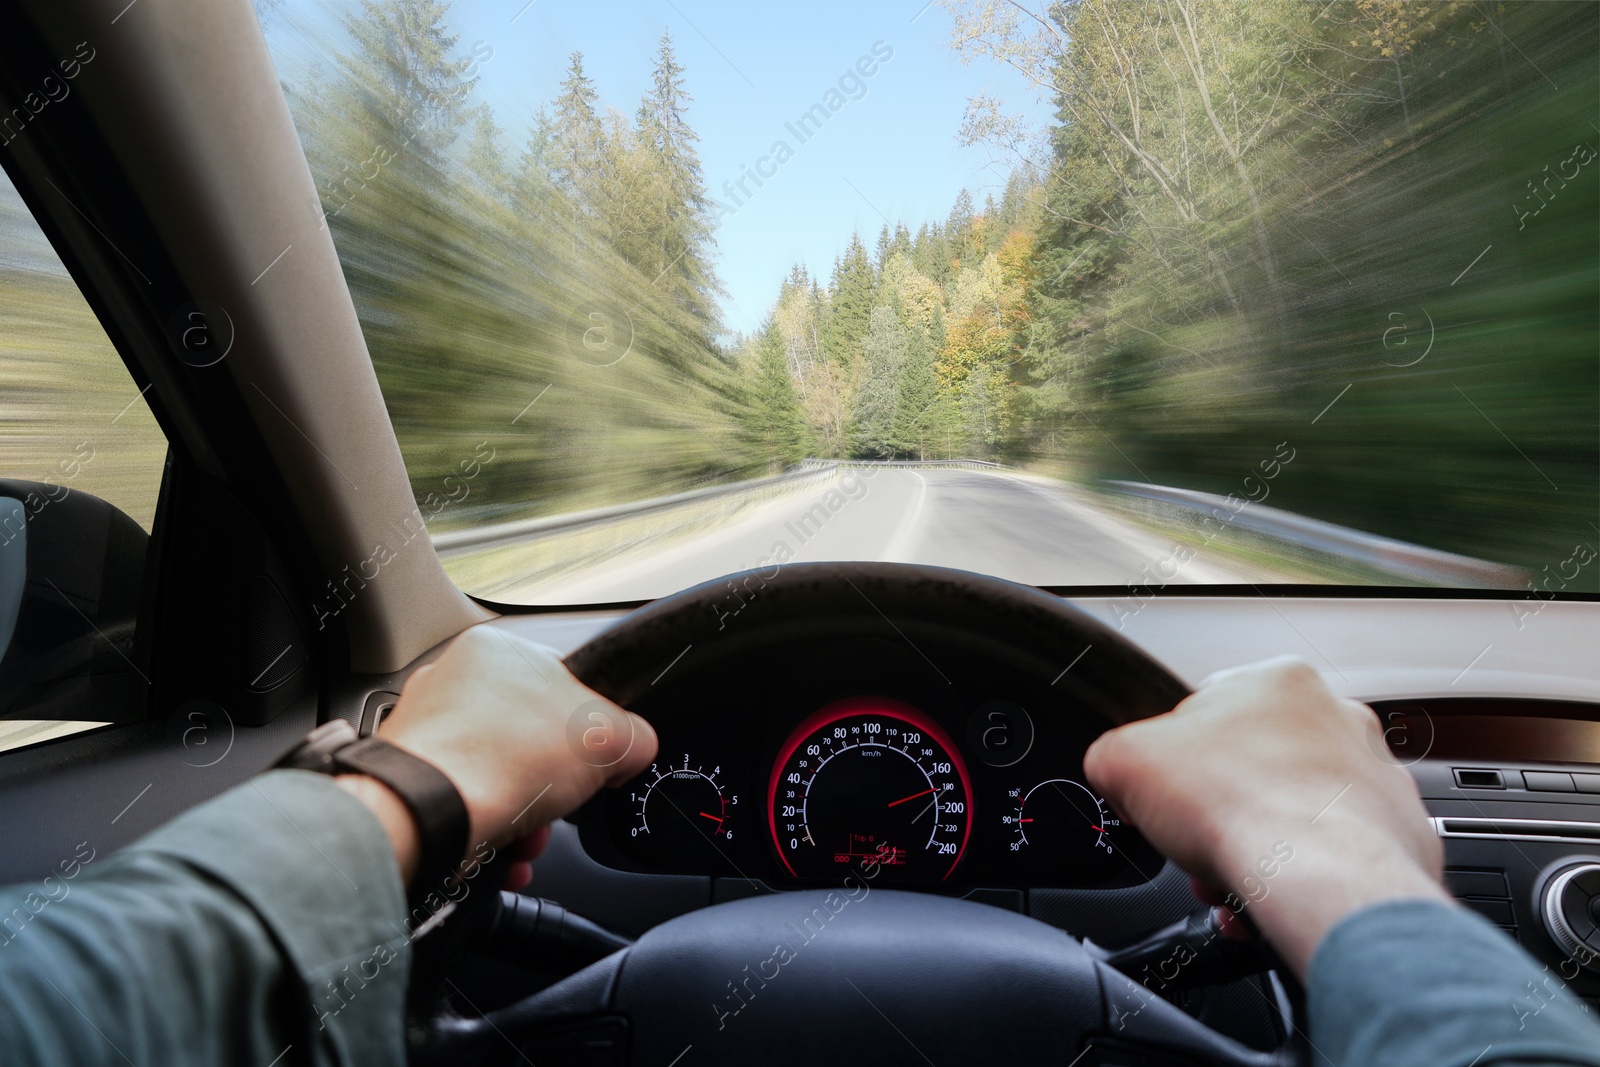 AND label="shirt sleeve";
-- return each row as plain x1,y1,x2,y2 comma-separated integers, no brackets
1308,897,1600,1067
0,769,411,1067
